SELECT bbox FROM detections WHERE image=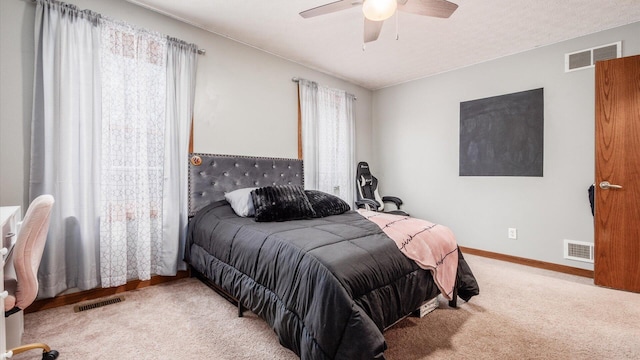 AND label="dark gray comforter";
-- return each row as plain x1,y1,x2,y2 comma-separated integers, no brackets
186,201,478,359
